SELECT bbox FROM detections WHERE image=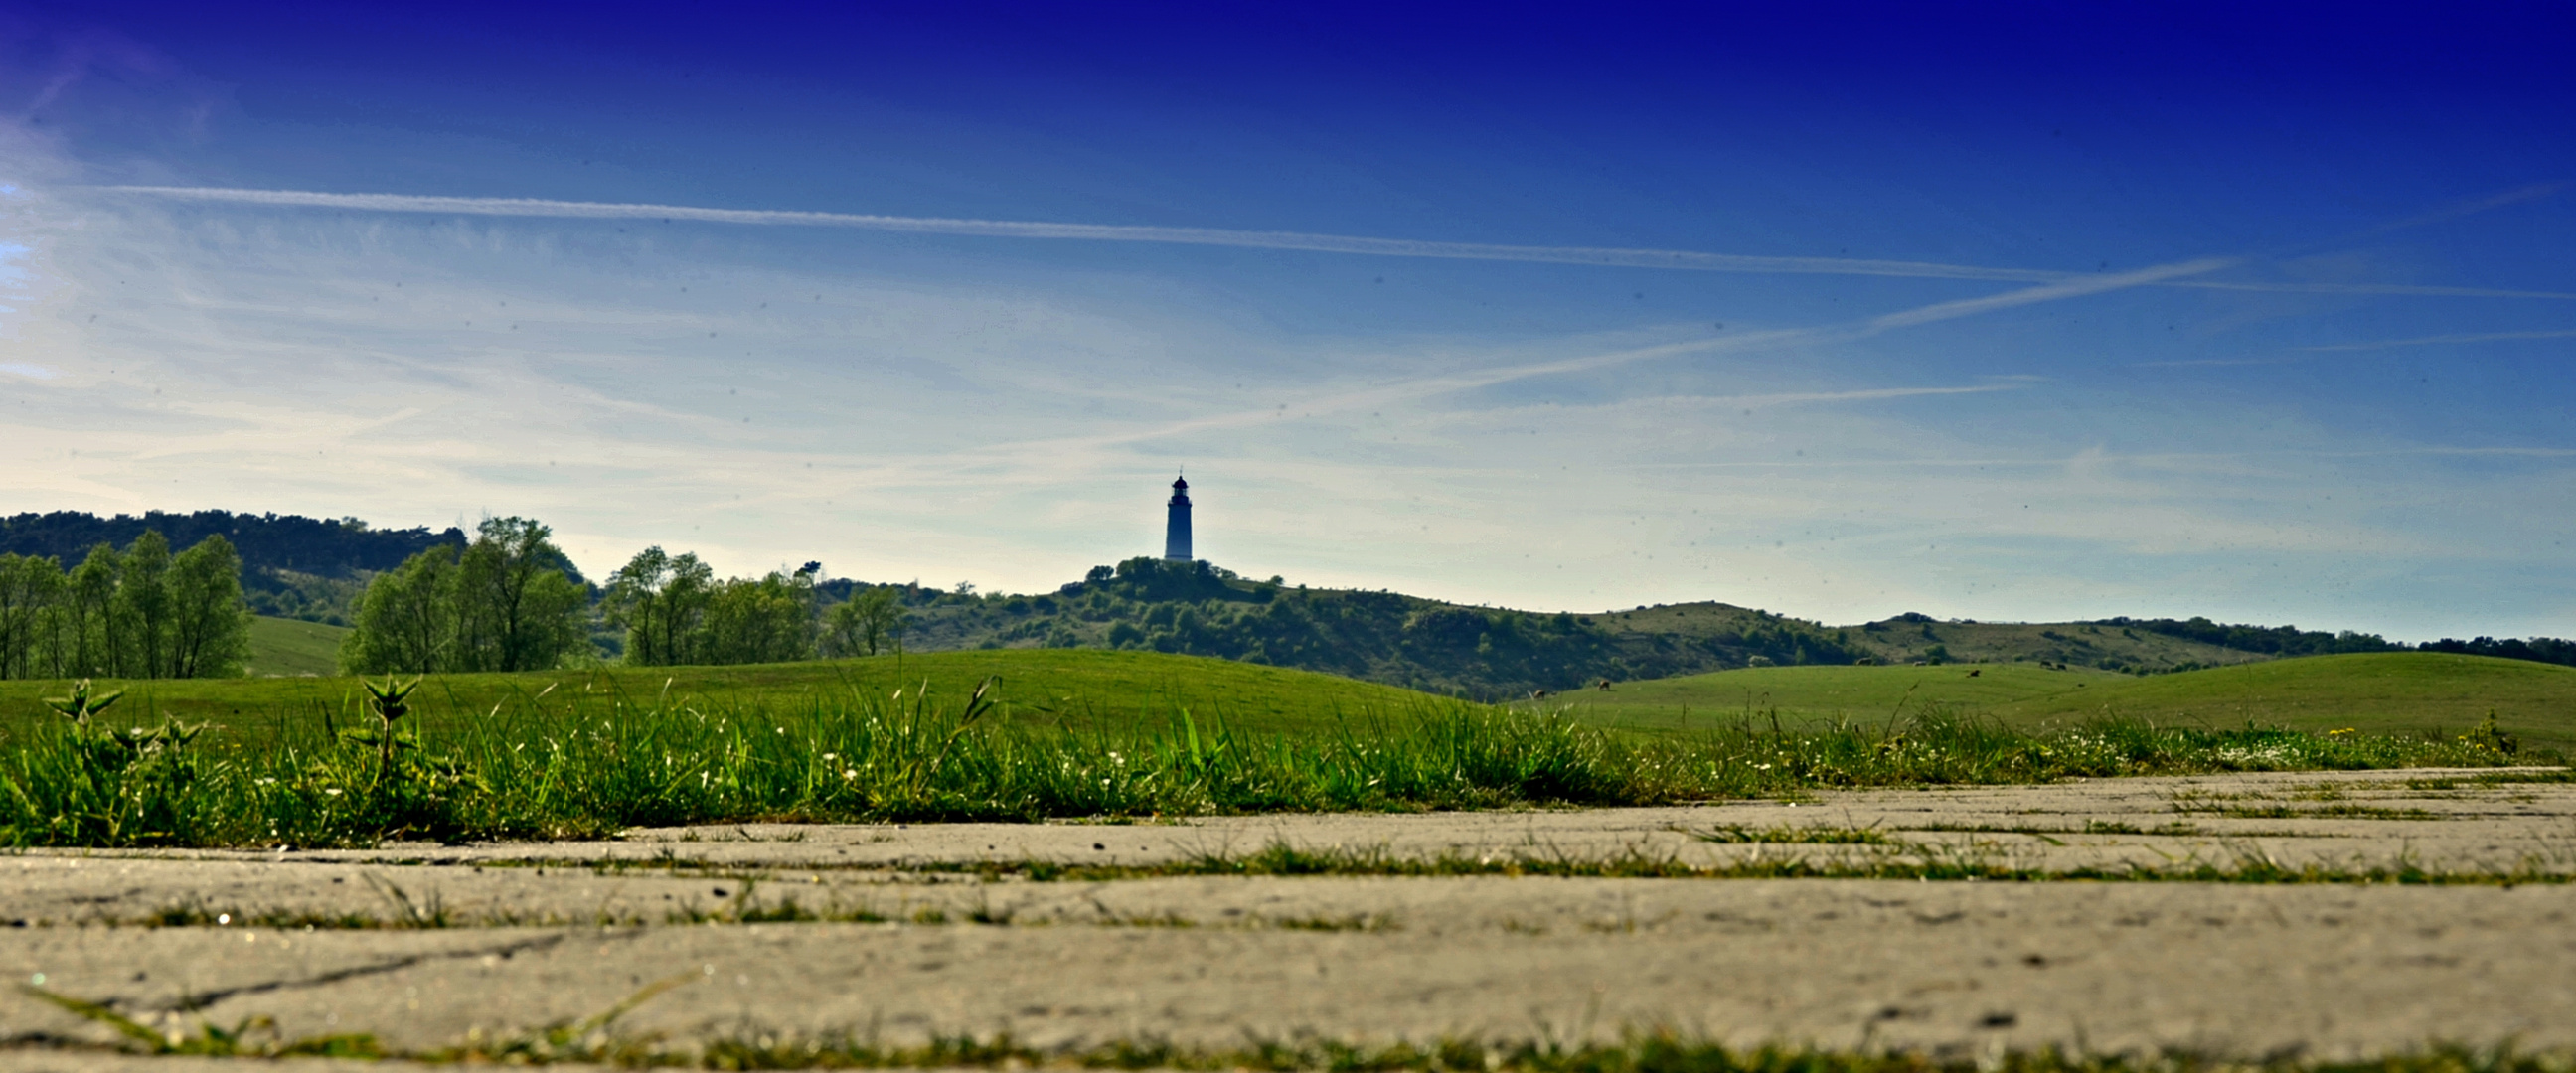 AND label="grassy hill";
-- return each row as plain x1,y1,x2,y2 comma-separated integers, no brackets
1535,653,2576,753
1528,661,2128,730
1989,652,2576,750
245,615,350,677
0,648,1452,753
883,559,2328,699
1579,606,2270,675
1835,616,2270,670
